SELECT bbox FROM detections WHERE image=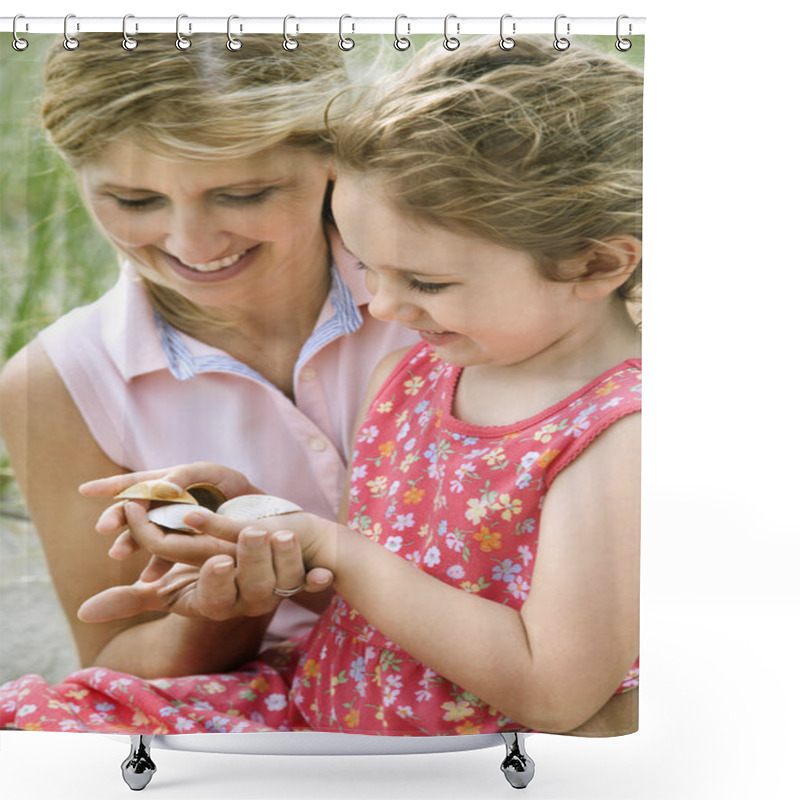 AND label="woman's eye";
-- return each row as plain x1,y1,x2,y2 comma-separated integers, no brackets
110,195,162,210
219,188,275,205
